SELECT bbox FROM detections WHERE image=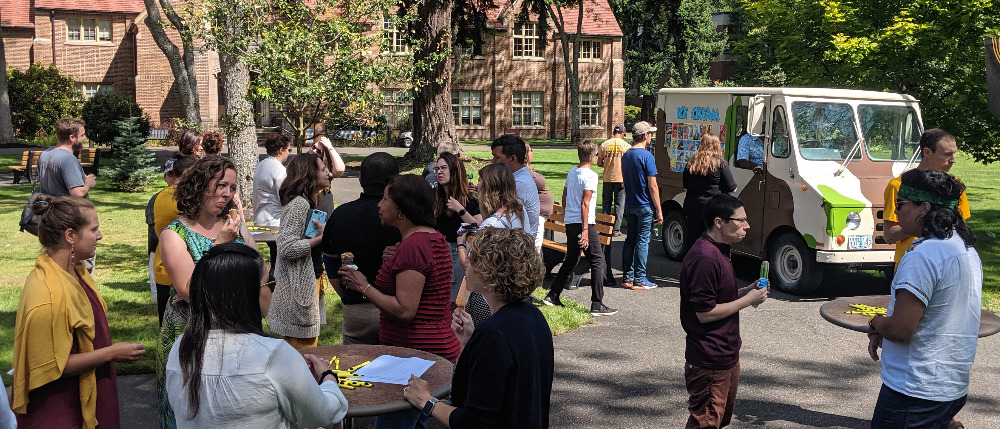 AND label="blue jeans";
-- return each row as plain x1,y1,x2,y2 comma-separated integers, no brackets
622,205,653,280
871,384,966,429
